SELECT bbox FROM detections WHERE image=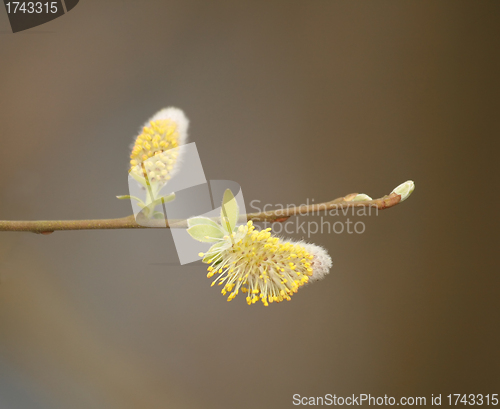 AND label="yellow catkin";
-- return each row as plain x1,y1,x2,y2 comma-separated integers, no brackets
129,119,180,184
203,221,314,306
